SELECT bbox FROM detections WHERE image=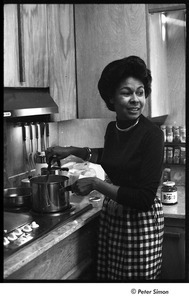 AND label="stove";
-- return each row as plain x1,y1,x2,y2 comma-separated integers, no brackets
4,201,92,258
